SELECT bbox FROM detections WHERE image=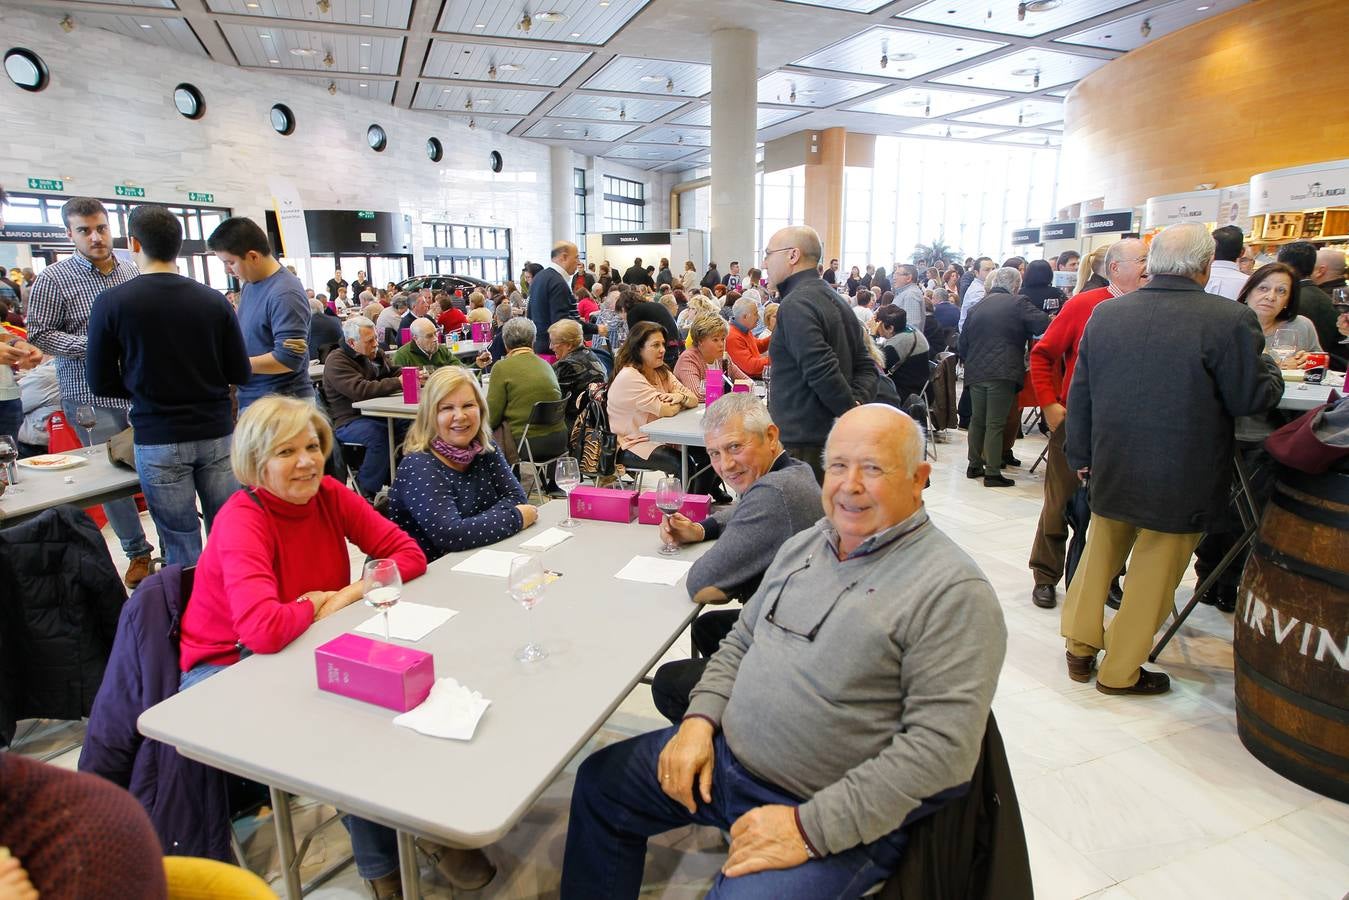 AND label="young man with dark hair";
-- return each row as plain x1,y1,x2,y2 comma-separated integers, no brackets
1278,240,1343,366
26,197,155,586
86,205,250,566
207,216,312,411
1056,250,1080,272
1204,225,1247,300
